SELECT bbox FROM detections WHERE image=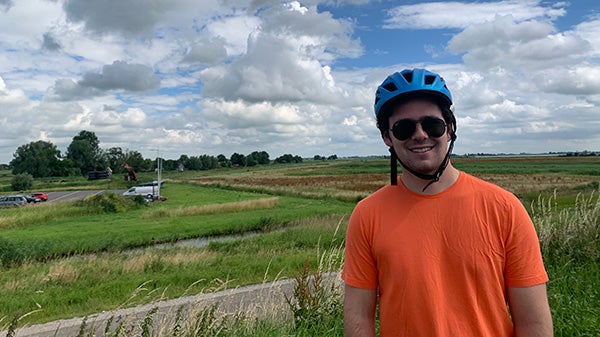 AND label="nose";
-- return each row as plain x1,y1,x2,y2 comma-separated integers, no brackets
411,122,428,139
